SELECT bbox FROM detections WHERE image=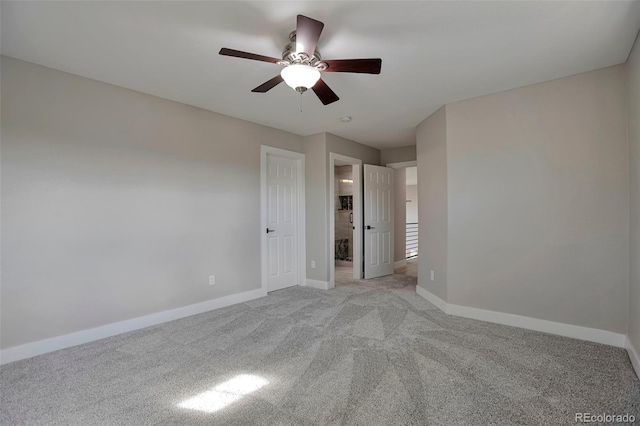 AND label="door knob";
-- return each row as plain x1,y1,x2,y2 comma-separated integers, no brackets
266,228,275,233
365,225,375,230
